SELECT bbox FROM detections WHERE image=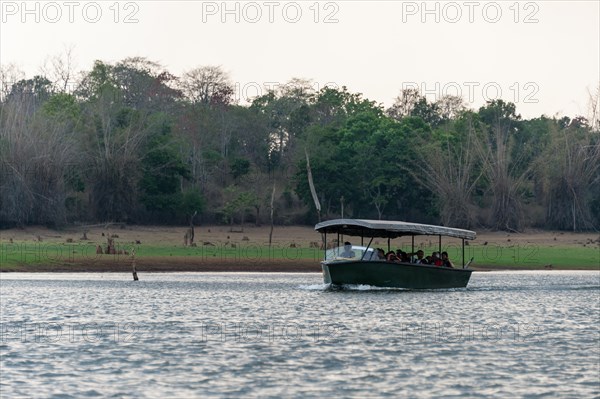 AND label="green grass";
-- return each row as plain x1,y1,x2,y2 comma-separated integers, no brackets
472,244,599,269
0,240,323,269
131,243,322,262
1,240,598,270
